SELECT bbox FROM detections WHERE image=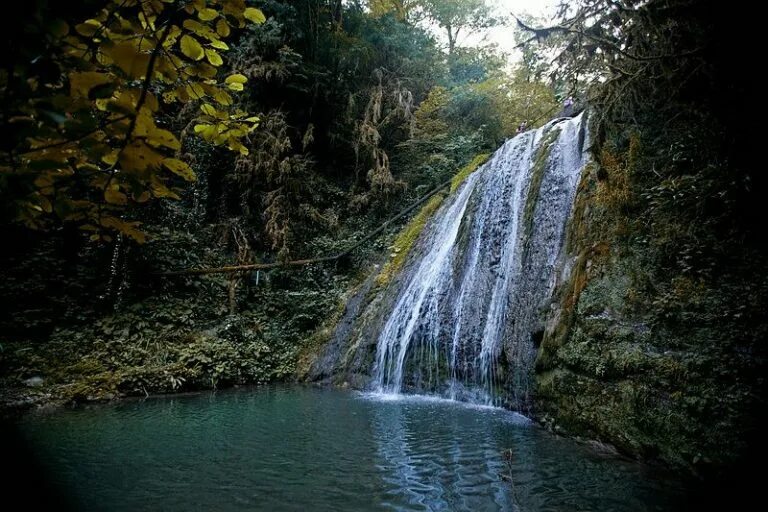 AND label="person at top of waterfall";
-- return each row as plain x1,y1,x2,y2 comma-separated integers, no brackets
563,96,575,117
516,120,527,134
